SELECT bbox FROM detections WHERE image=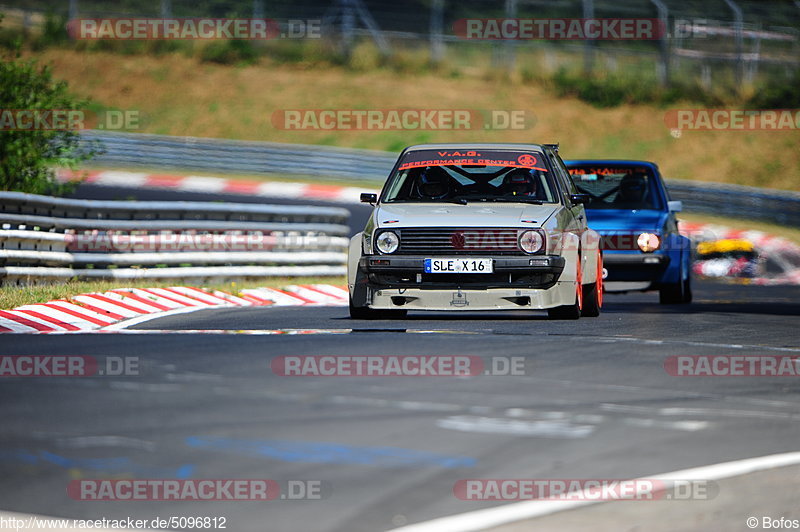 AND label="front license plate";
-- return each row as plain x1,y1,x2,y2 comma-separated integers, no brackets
424,258,493,273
